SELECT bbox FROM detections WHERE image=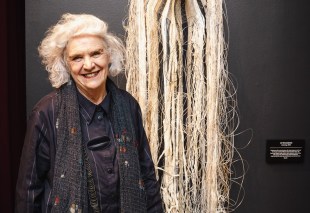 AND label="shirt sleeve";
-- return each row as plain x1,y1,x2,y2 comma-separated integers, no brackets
134,104,164,213
15,102,55,213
